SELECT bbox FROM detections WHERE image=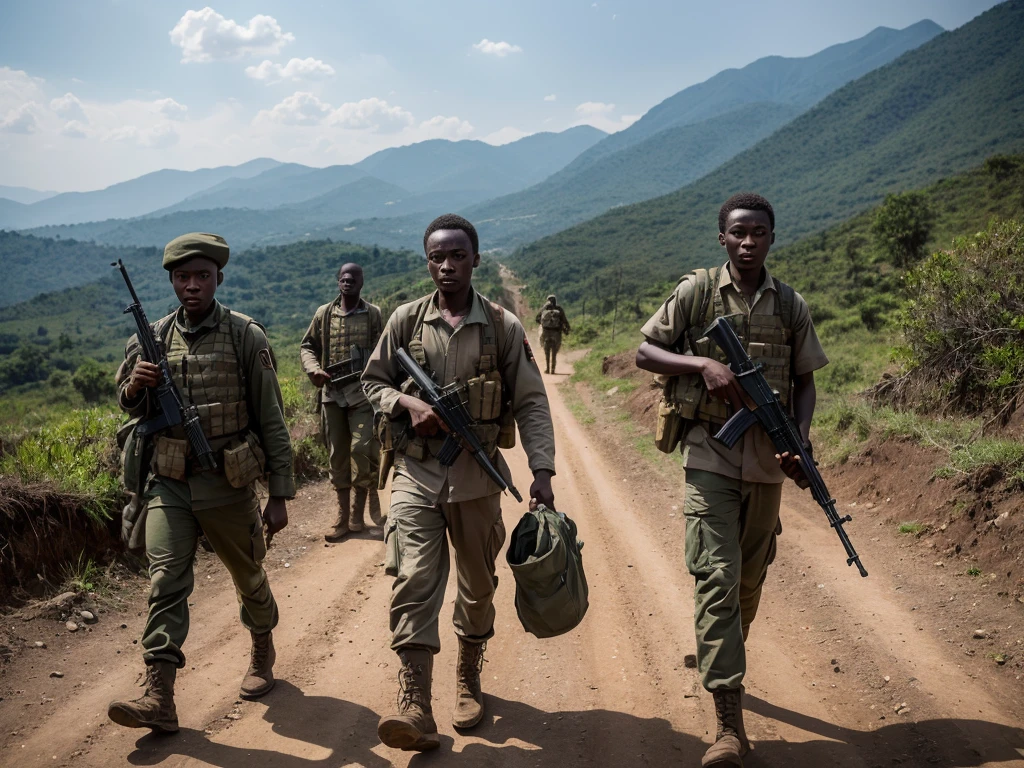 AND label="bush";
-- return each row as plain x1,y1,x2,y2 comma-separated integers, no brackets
72,358,116,403
891,219,1024,419
871,192,935,268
